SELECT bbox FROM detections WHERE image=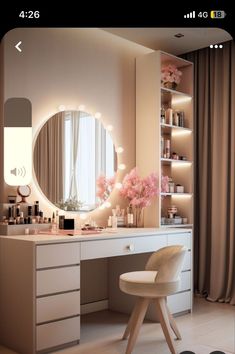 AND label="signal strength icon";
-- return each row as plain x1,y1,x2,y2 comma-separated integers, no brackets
184,11,196,18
